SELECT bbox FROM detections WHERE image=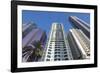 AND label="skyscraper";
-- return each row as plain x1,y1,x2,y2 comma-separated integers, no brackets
44,23,73,61
69,16,90,39
22,23,47,62
67,29,90,59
